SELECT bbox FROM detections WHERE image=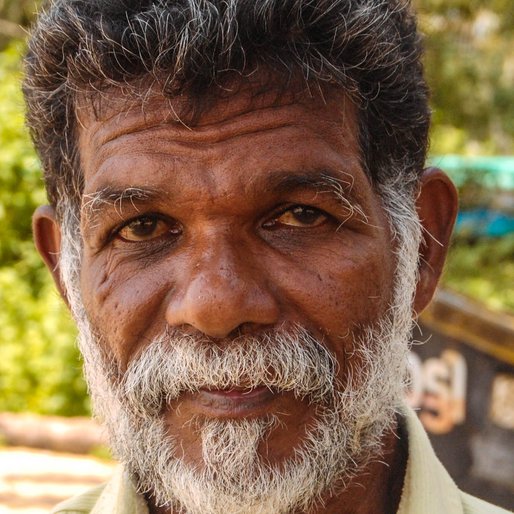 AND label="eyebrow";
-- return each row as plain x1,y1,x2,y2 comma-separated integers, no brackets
81,186,161,227
81,169,368,228
264,169,368,222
